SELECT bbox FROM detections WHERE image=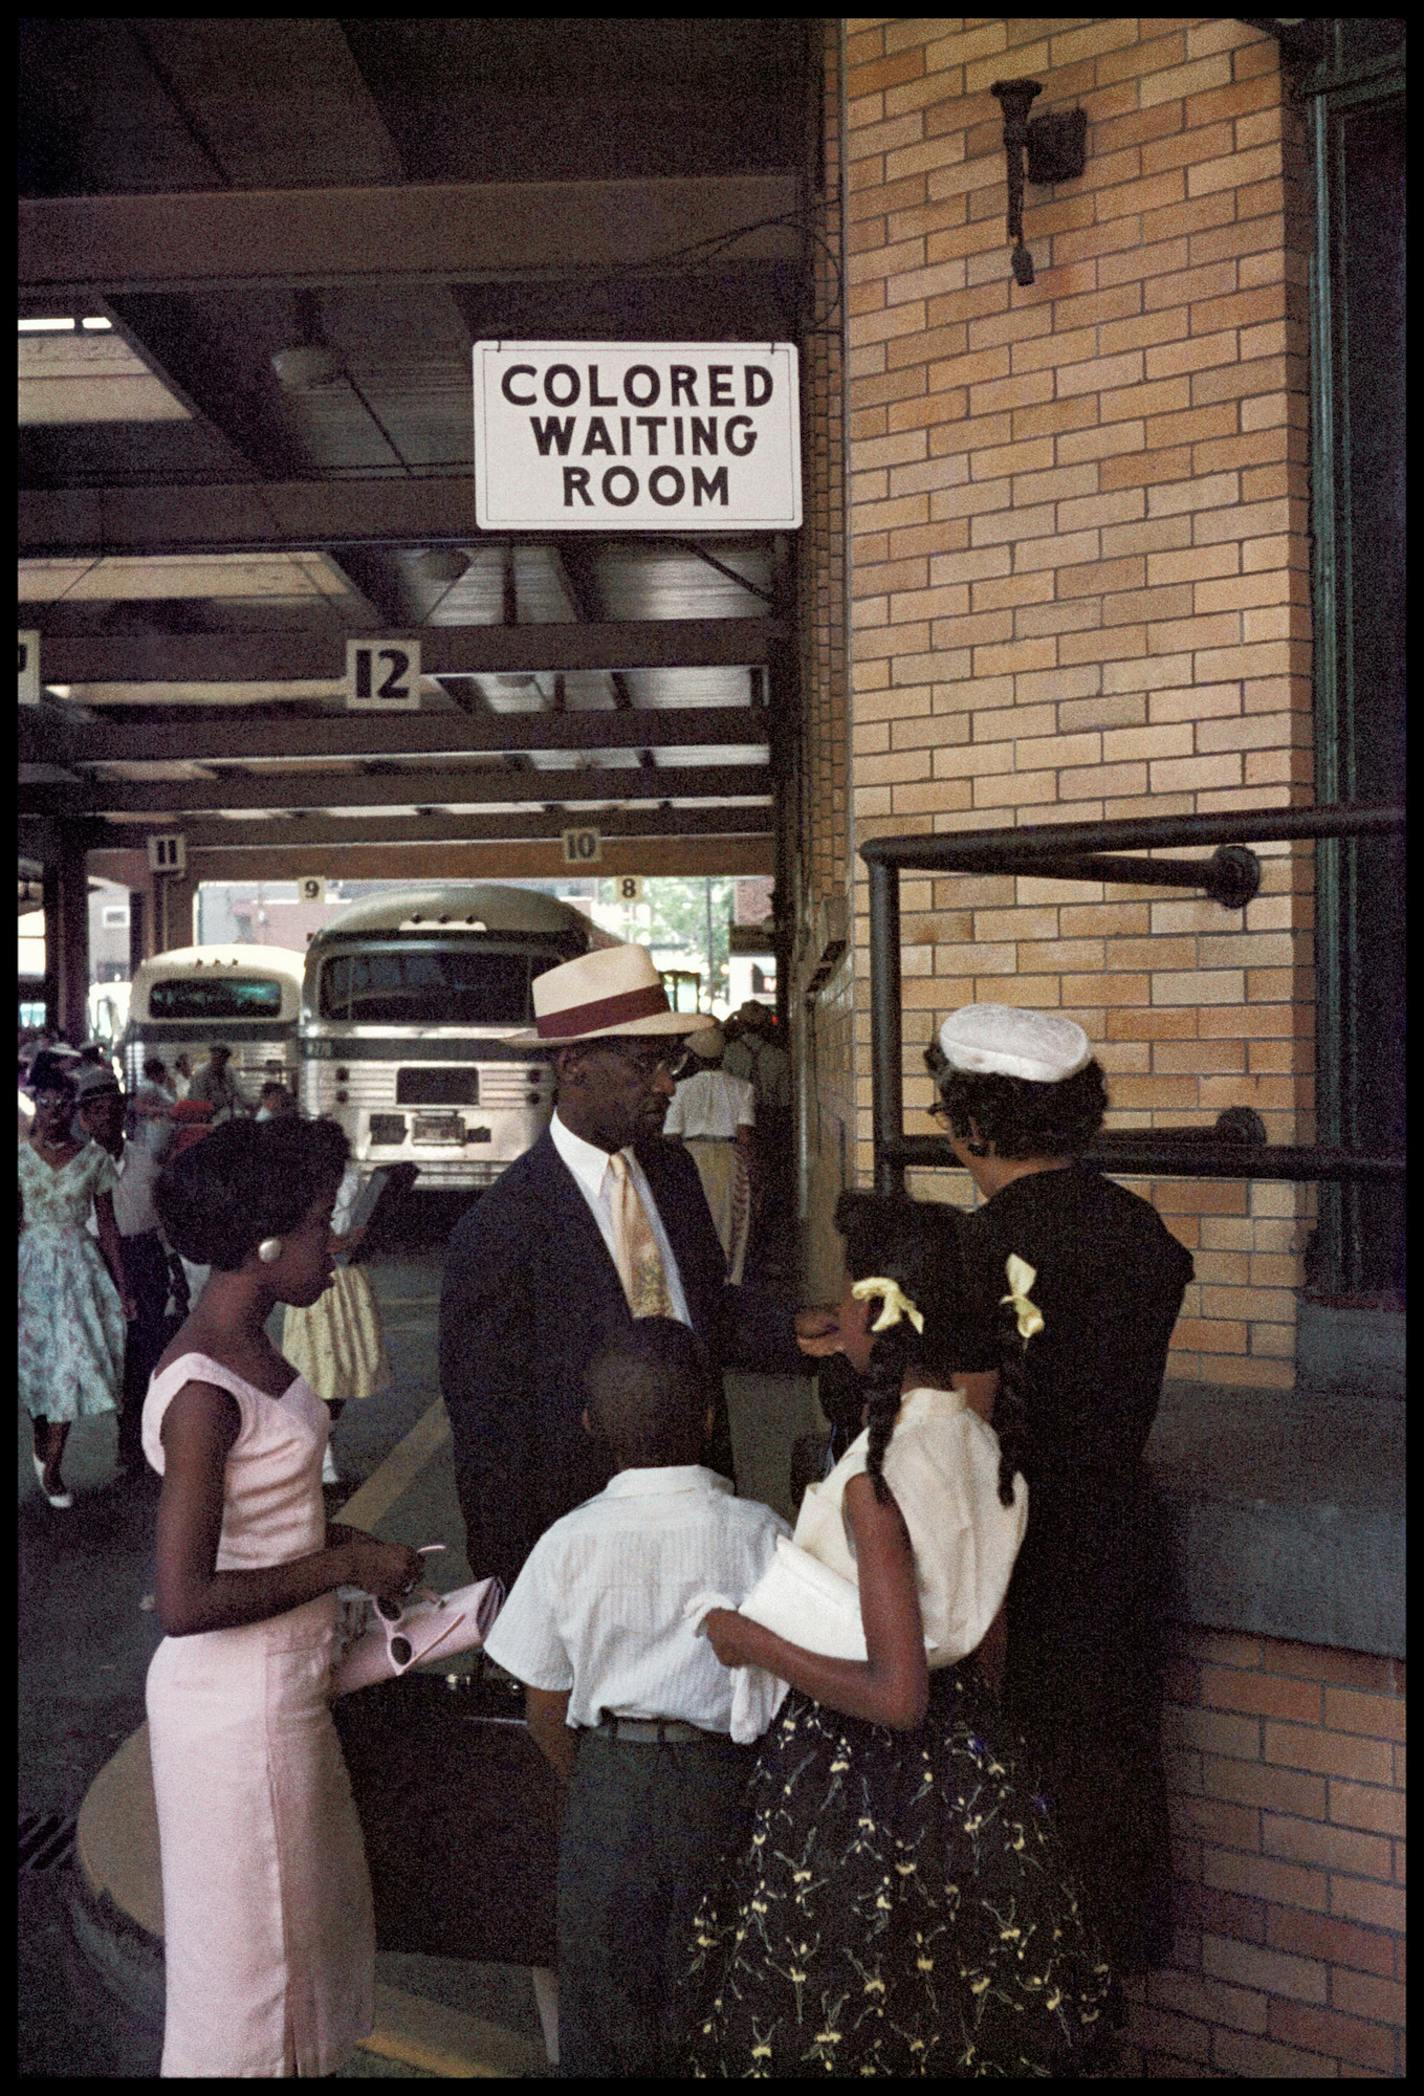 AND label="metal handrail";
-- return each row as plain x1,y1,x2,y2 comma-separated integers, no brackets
860,801,1405,1195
